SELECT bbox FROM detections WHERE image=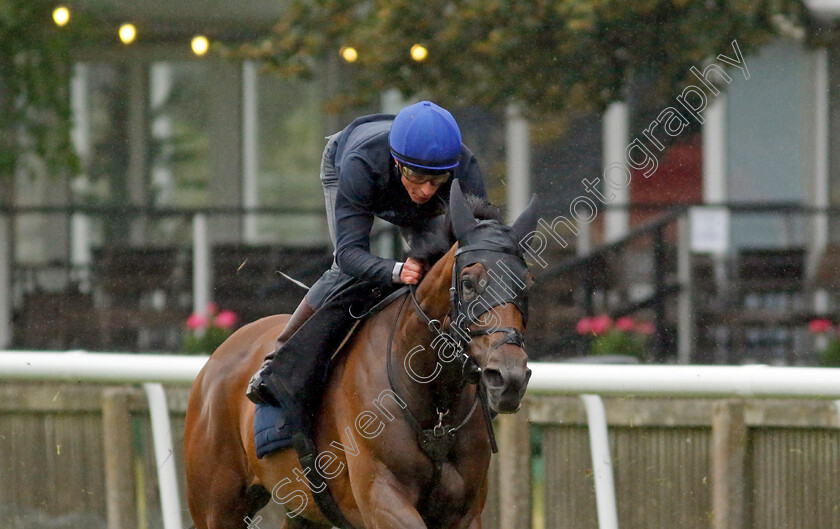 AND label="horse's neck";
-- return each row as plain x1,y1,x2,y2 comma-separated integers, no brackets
412,246,456,324
394,245,468,415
